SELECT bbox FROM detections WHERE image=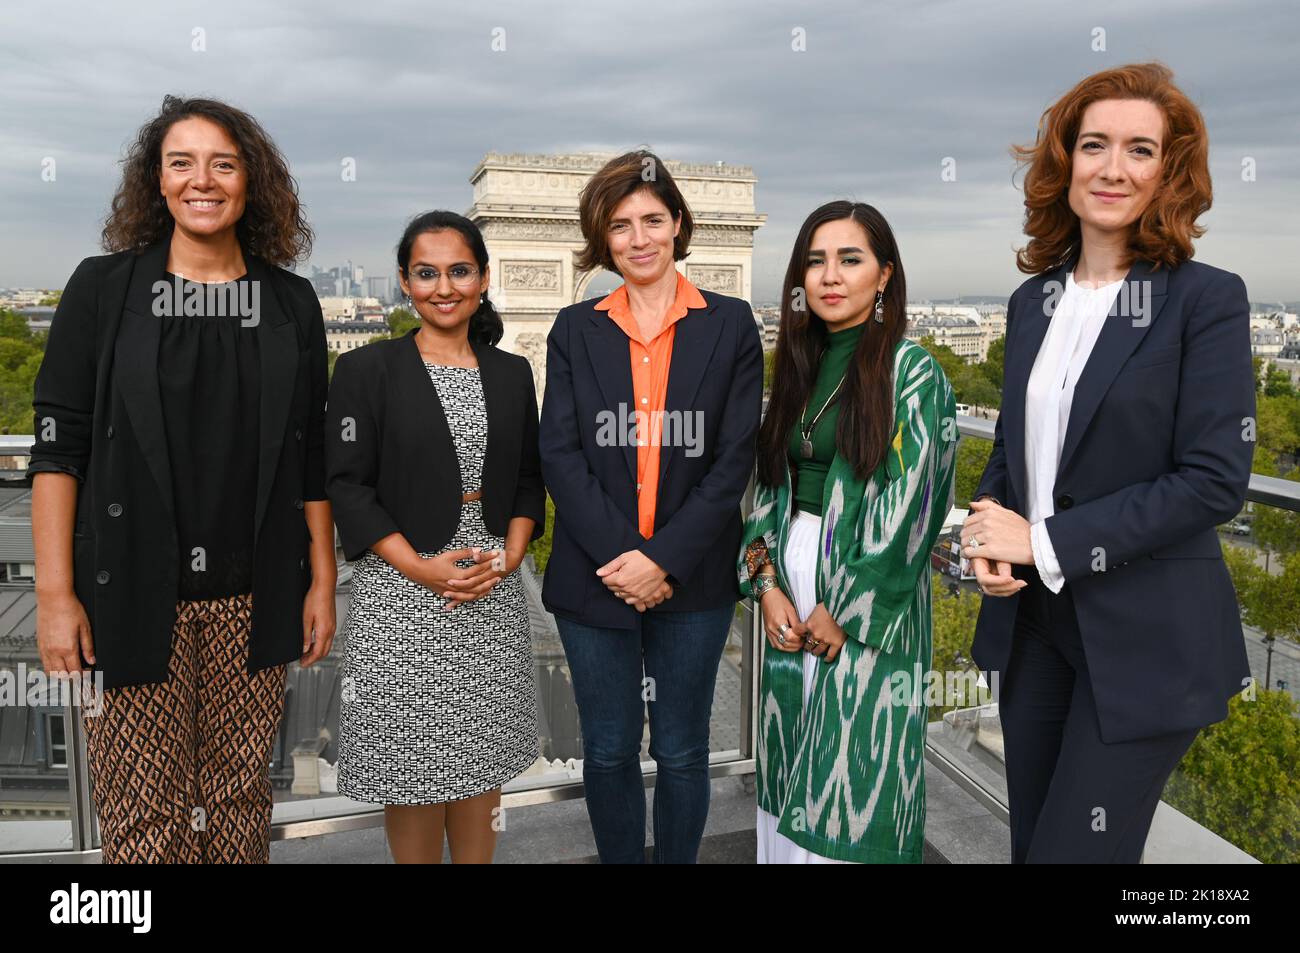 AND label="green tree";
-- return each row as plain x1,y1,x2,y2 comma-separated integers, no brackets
953,365,999,409
1249,461,1300,571
387,306,419,337
527,494,556,572
1257,395,1300,459
929,573,984,721
918,335,1001,409
1250,442,1279,479
1263,365,1296,399
953,436,993,507
1242,552,1300,648
1253,504,1300,568
0,338,38,374
1222,540,1262,597
0,308,32,341
979,334,1005,392
0,309,44,433
1163,690,1300,864
917,335,964,386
